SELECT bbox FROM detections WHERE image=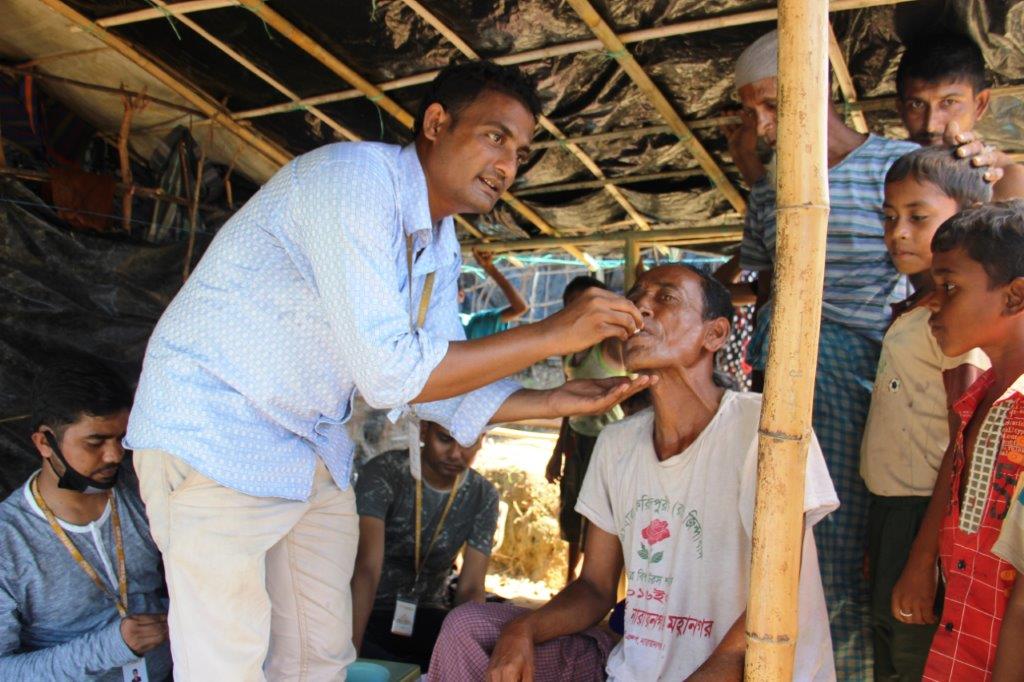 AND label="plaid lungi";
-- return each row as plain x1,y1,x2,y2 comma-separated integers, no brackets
427,602,617,681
